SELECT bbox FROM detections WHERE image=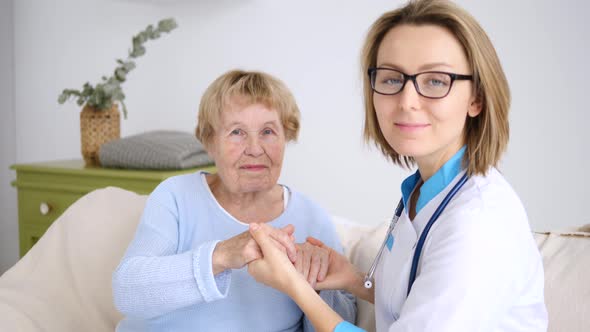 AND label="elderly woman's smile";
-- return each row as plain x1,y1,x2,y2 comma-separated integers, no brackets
239,164,269,171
